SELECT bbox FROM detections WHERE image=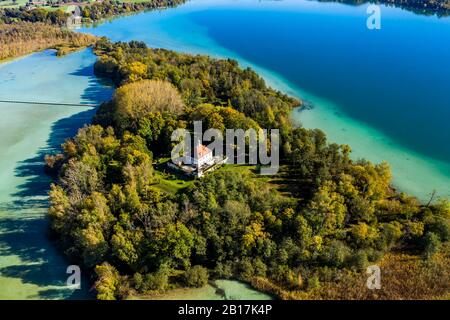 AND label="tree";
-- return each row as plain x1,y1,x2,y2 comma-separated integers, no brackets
184,265,209,288
305,181,347,236
111,223,144,270
151,222,194,269
142,265,170,292
95,263,120,300
320,240,351,267
60,159,102,202
113,80,185,132
126,61,148,82
377,222,403,250
243,222,268,250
